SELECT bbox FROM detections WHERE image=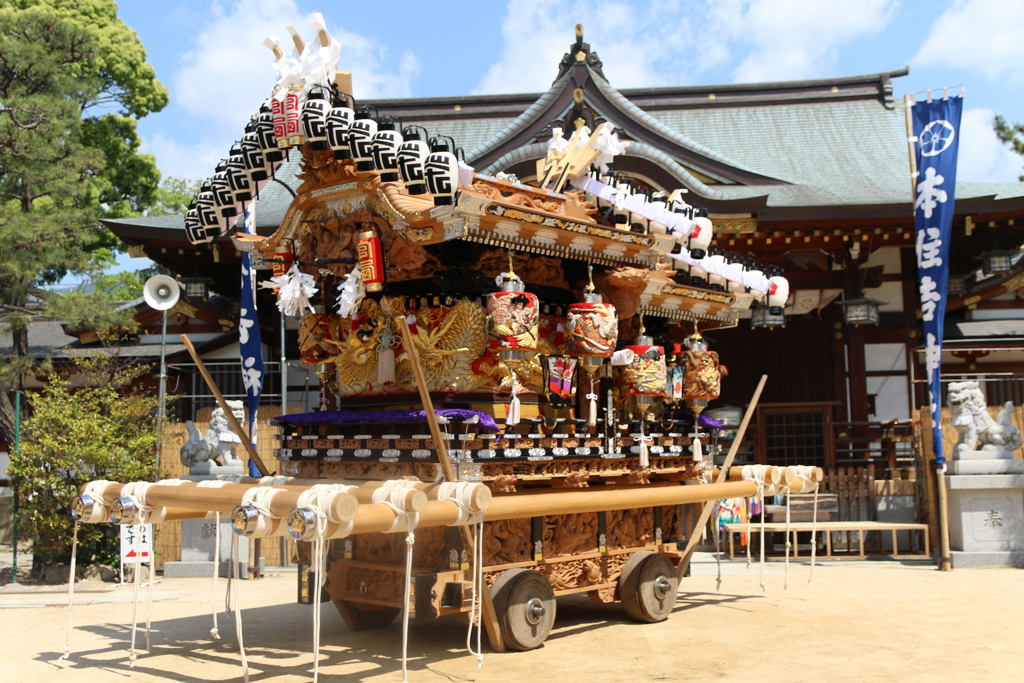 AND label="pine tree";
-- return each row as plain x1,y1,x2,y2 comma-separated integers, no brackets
993,115,1024,182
